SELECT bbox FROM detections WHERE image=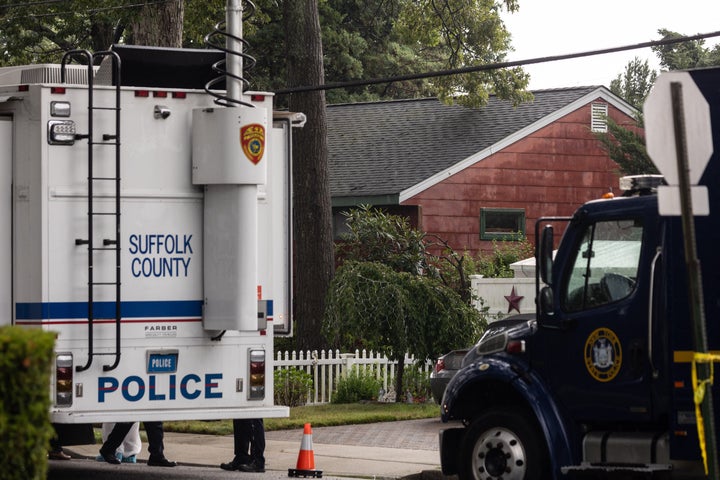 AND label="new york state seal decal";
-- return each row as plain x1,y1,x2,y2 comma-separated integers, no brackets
584,327,622,382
